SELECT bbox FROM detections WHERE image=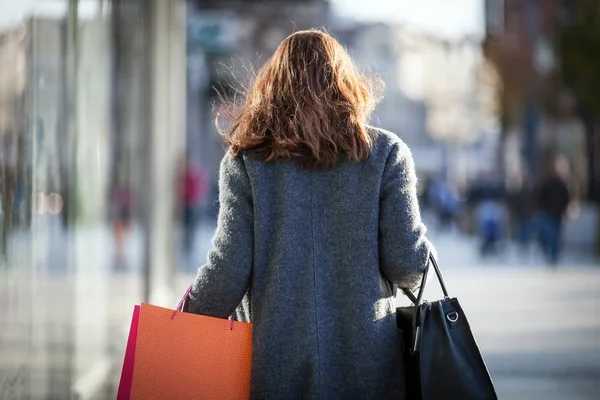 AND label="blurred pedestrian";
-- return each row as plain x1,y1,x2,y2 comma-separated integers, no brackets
507,172,536,250
428,175,461,230
178,155,208,260
418,175,433,211
182,30,435,399
475,197,507,257
110,173,134,270
536,155,572,265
